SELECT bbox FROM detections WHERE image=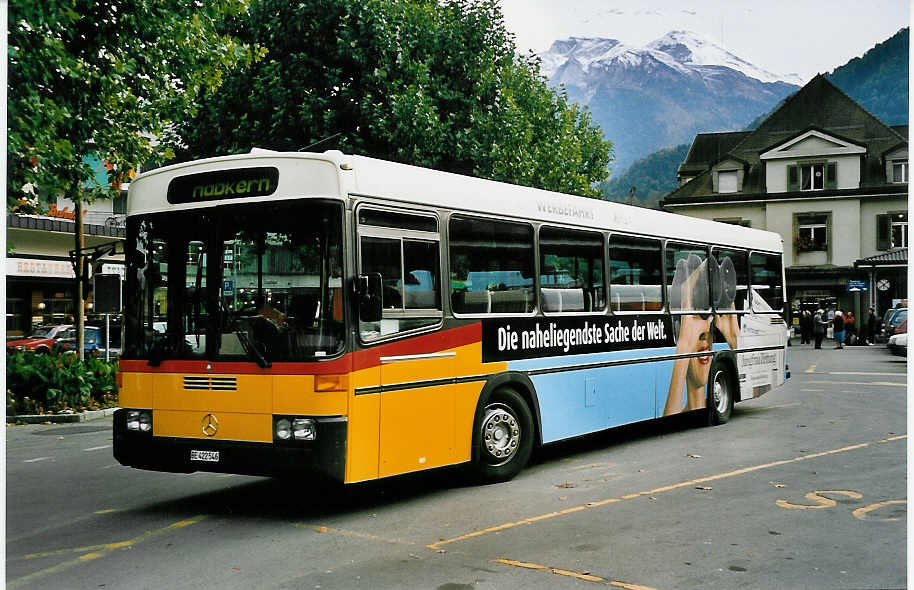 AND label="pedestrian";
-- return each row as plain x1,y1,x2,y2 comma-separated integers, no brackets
845,311,857,345
801,310,812,344
814,309,826,349
833,310,845,349
866,307,878,345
